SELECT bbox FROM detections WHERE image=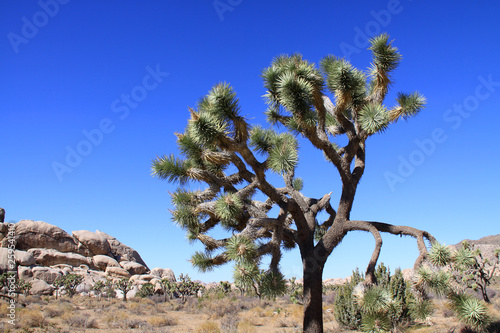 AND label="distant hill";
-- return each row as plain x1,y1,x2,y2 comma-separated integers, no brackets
452,234,500,274
461,234,500,246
